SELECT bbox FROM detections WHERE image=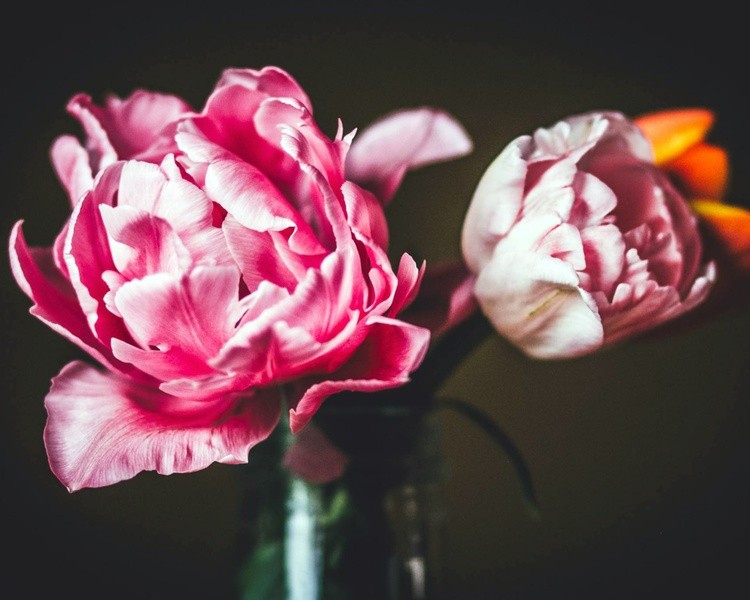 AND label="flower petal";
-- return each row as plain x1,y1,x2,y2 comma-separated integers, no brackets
288,317,430,432
49,135,94,207
346,107,473,206
9,222,127,373
667,142,729,200
691,199,750,271
461,136,530,271
635,108,714,165
64,189,135,350
114,266,243,360
282,423,349,484
44,361,280,491
474,250,603,359
215,66,313,113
